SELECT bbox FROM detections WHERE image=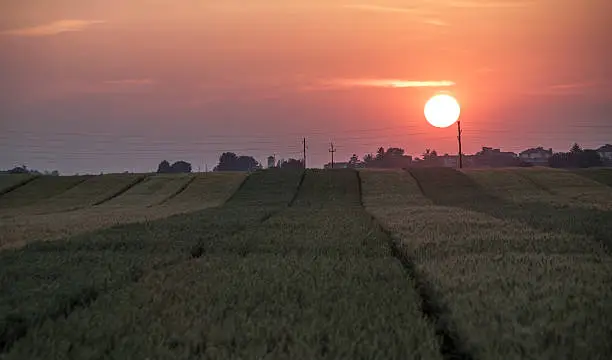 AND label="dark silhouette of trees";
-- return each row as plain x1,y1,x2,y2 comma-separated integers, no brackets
157,160,192,173
549,143,602,168
347,154,361,168
214,152,261,171
363,147,412,168
157,160,171,173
